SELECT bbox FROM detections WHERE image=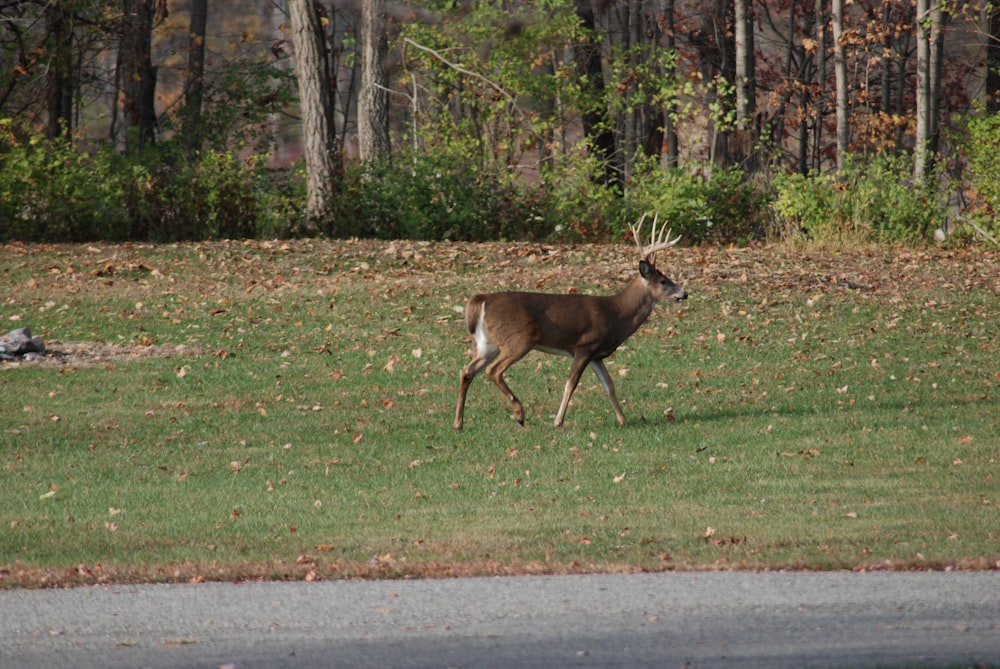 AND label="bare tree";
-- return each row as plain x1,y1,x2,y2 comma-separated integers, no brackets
118,0,159,150
811,0,827,172
734,0,755,125
916,0,947,181
913,0,945,181
988,3,1000,113
831,0,848,169
663,0,679,169
44,0,73,138
734,0,756,168
288,0,339,223
358,0,391,162
180,0,207,154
